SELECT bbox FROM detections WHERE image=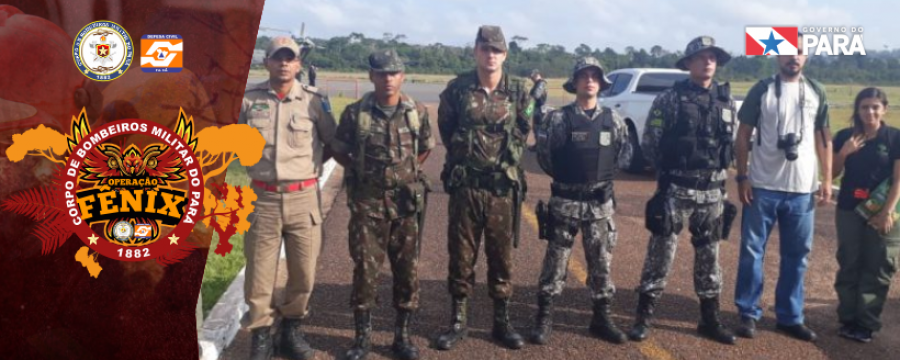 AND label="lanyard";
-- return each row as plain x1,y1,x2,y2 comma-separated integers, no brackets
776,75,805,139
758,75,805,146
